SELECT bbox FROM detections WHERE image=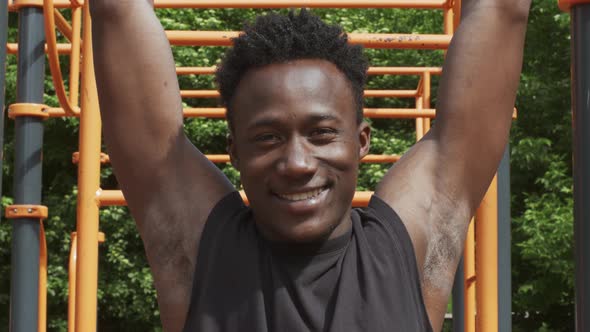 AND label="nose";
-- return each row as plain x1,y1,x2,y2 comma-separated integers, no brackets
276,136,318,179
